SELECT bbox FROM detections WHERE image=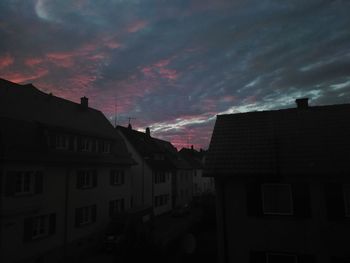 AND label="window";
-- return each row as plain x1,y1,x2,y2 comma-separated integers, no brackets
55,134,69,149
23,214,55,242
154,171,166,184
101,141,111,153
75,205,96,227
76,170,97,189
262,184,293,215
266,253,297,263
81,138,92,152
5,170,43,196
109,199,125,216
110,170,124,185
343,184,350,217
154,153,165,160
154,194,169,207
